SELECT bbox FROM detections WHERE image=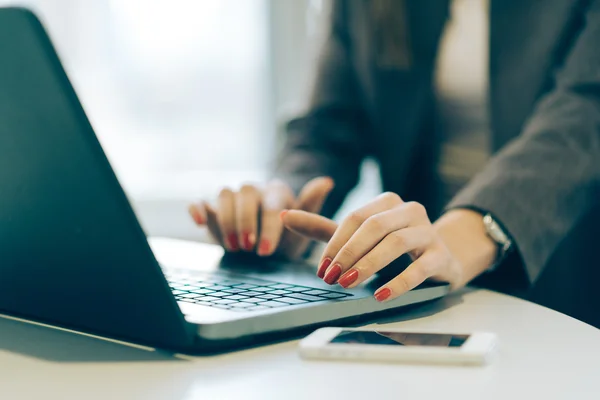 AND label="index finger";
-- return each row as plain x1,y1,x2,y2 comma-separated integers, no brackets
281,210,337,242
